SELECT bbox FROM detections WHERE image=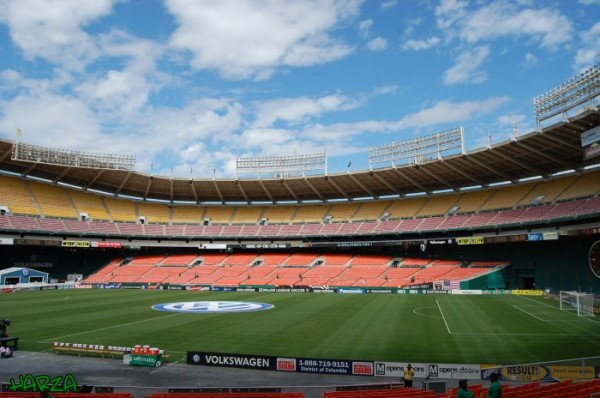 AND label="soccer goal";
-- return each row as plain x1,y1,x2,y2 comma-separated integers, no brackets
559,291,596,317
